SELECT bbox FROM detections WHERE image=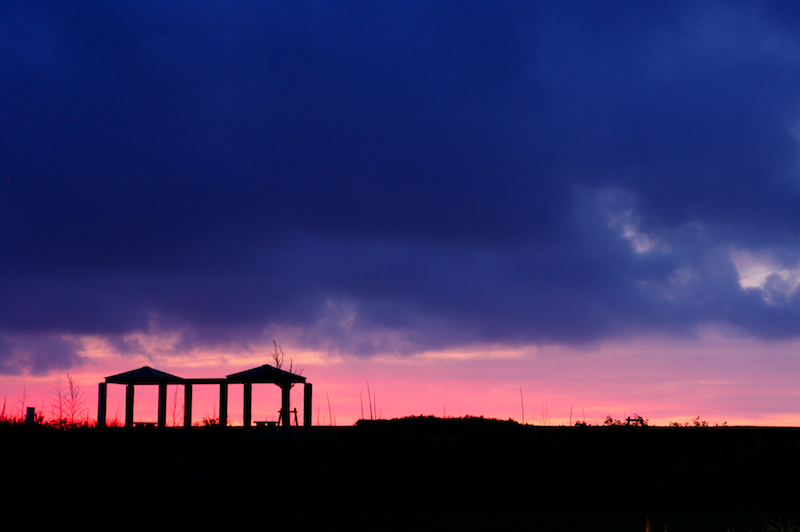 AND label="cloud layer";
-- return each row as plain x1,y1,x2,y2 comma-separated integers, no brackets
2,1,800,373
